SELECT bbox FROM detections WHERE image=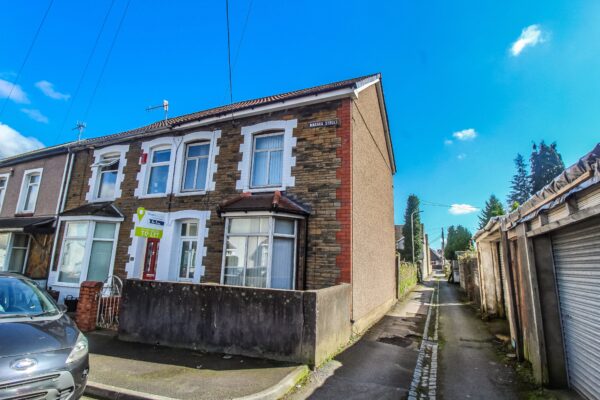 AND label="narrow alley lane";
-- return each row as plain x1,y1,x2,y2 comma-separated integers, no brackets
438,276,519,399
